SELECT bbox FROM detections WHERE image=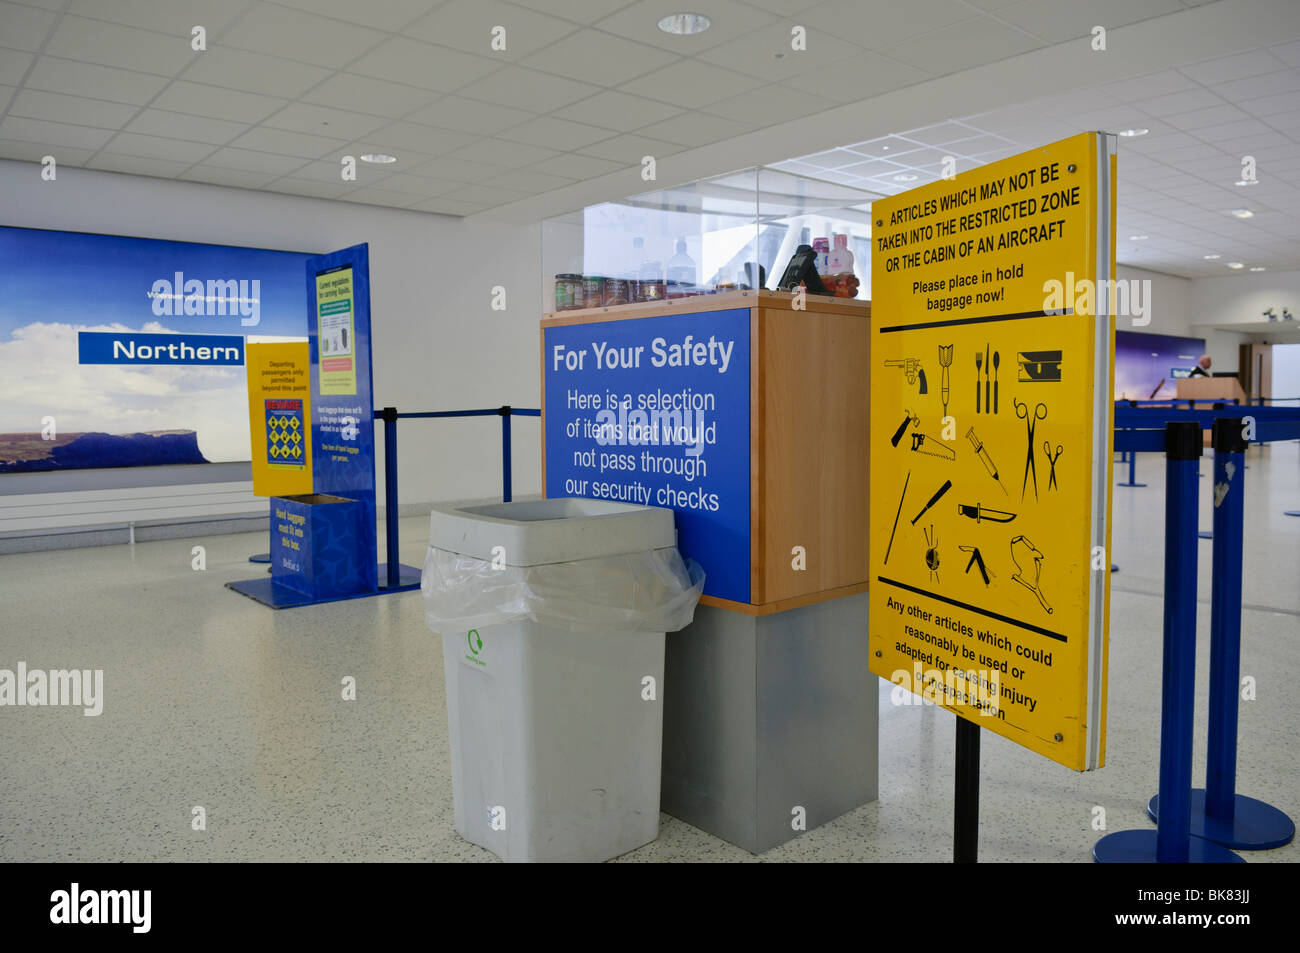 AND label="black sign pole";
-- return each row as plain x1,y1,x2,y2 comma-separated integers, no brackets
954,717,980,862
